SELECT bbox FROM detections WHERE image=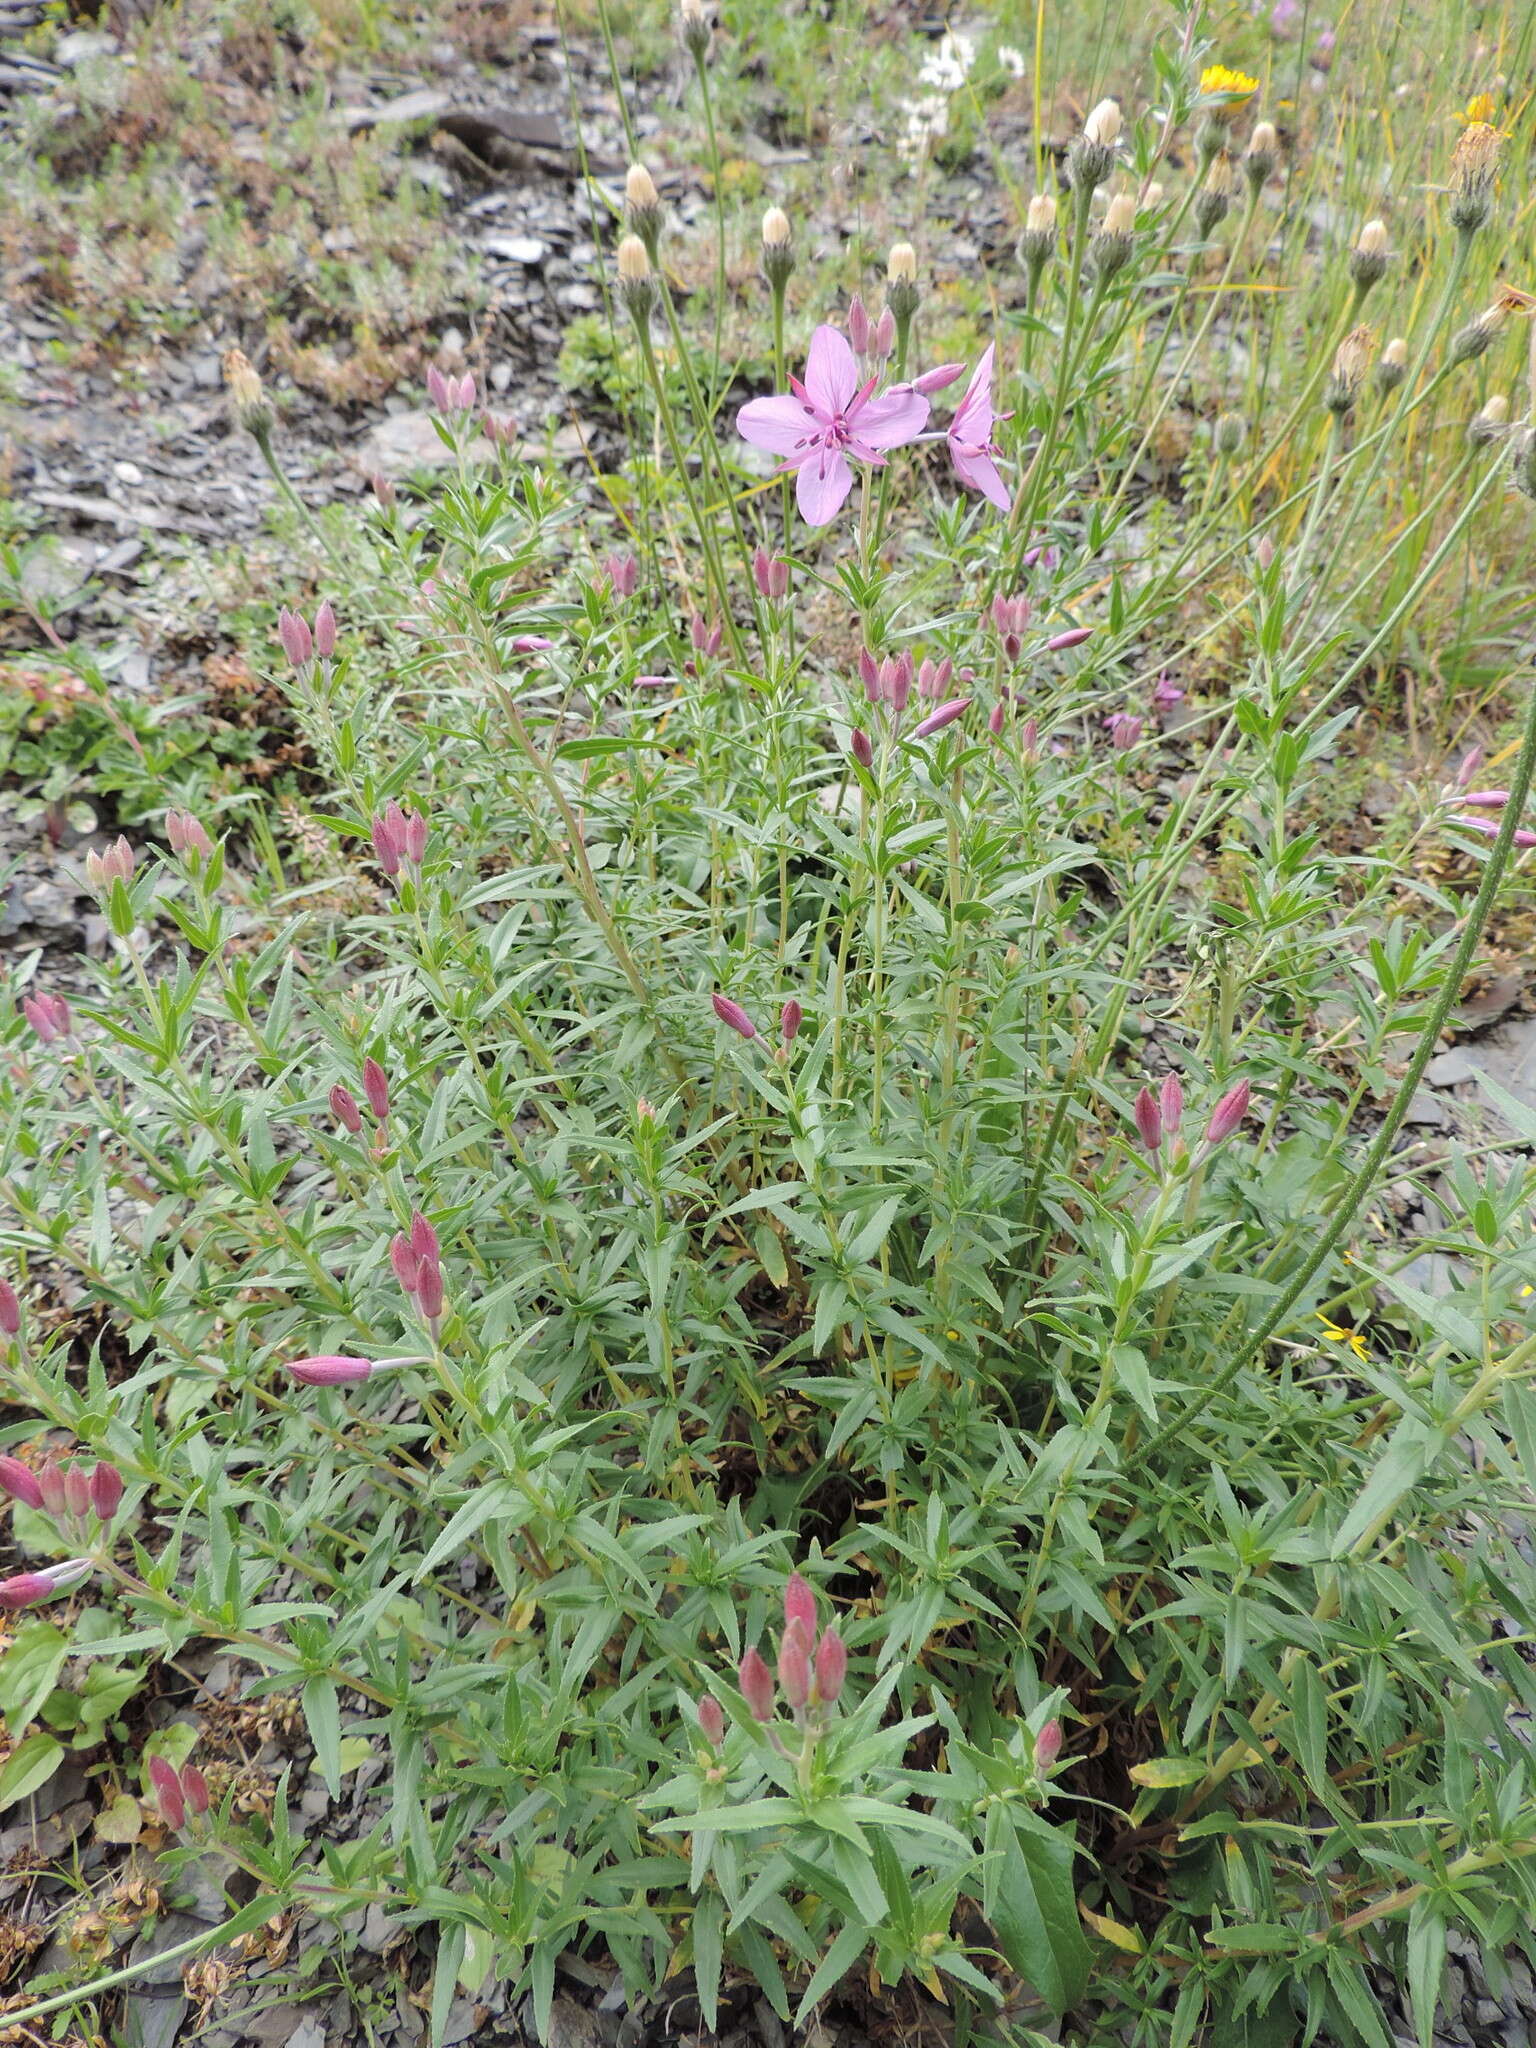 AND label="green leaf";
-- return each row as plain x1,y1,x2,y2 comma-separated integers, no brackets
303,1675,342,1799
981,1805,1091,2014
1406,1901,1446,2048
0,1621,70,1735
1330,1424,1436,1558
1286,1657,1329,1795
0,1732,64,1811
691,1891,723,2034
1128,1757,1208,1788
